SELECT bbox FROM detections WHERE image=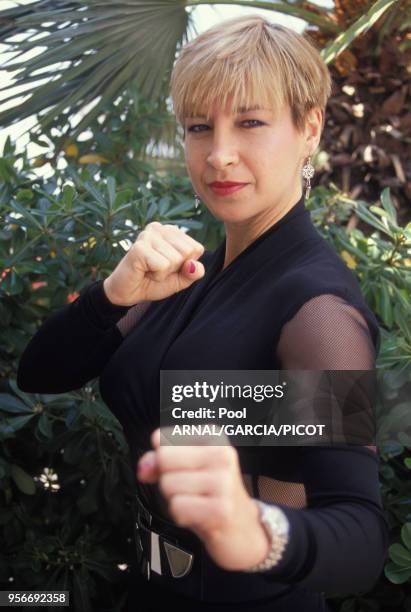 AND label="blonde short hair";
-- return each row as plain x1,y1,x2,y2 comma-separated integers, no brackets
170,15,332,136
